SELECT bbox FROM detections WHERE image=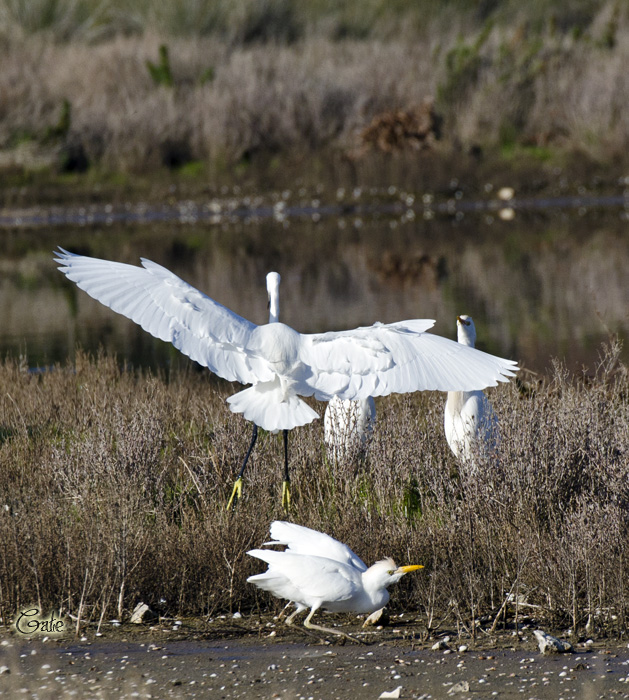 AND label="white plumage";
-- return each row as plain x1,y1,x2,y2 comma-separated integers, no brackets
324,396,376,462
444,315,500,462
247,521,422,640
55,250,517,501
55,250,517,426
